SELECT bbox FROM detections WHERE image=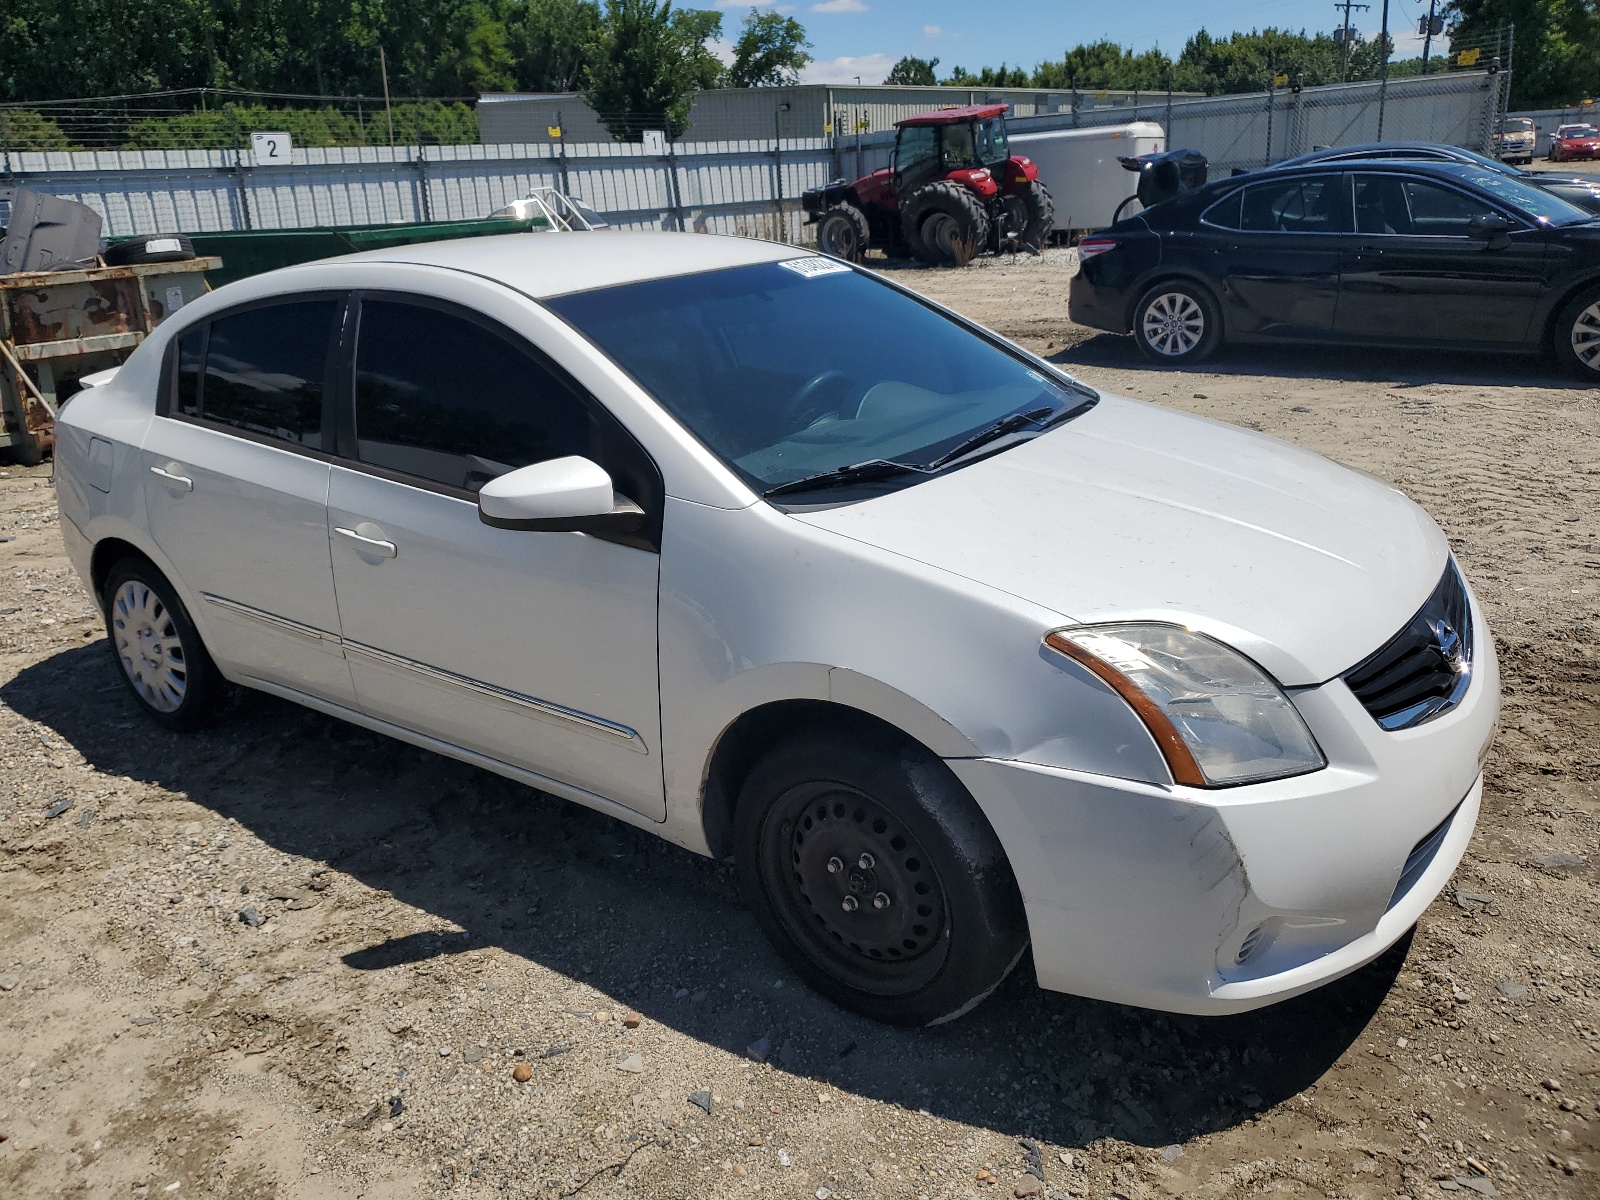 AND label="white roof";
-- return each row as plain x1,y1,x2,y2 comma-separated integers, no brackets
318,230,812,298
